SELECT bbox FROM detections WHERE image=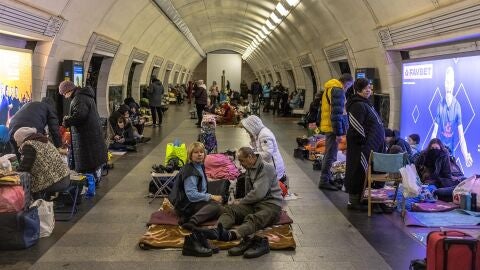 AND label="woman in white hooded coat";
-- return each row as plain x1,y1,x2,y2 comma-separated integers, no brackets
240,115,286,183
